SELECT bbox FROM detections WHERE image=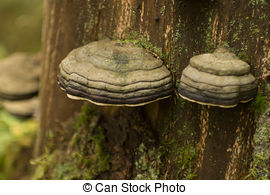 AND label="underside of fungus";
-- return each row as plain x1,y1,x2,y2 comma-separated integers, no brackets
178,48,257,108
57,40,173,106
